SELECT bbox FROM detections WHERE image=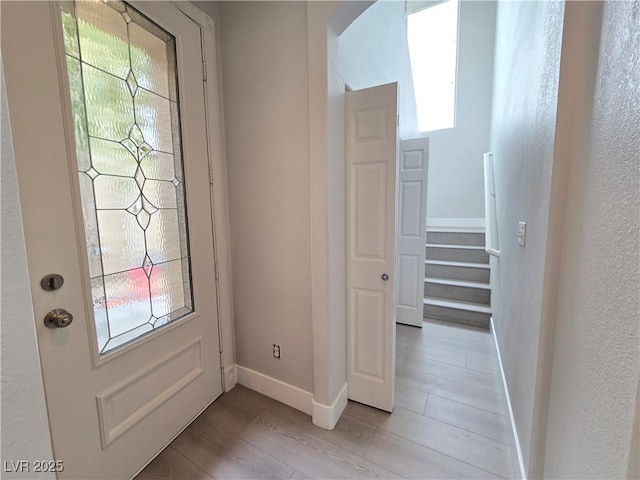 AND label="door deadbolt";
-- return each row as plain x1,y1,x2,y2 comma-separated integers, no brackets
41,274,64,291
44,309,73,328
381,273,389,281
